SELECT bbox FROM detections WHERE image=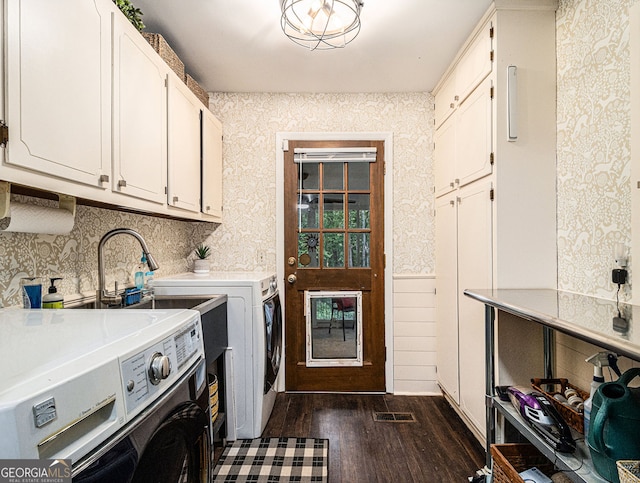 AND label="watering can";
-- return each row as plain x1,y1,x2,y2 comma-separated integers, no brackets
587,368,640,482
